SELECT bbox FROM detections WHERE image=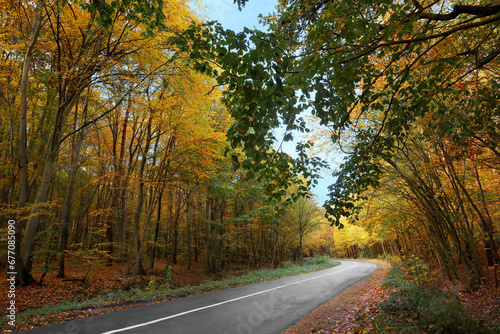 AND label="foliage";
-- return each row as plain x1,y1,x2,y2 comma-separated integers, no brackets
377,253,402,265
354,124,500,288
303,254,331,266
79,0,167,33
372,264,498,333
332,220,378,258
170,0,500,226
170,18,327,205
381,266,405,288
402,254,430,285
375,282,492,334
